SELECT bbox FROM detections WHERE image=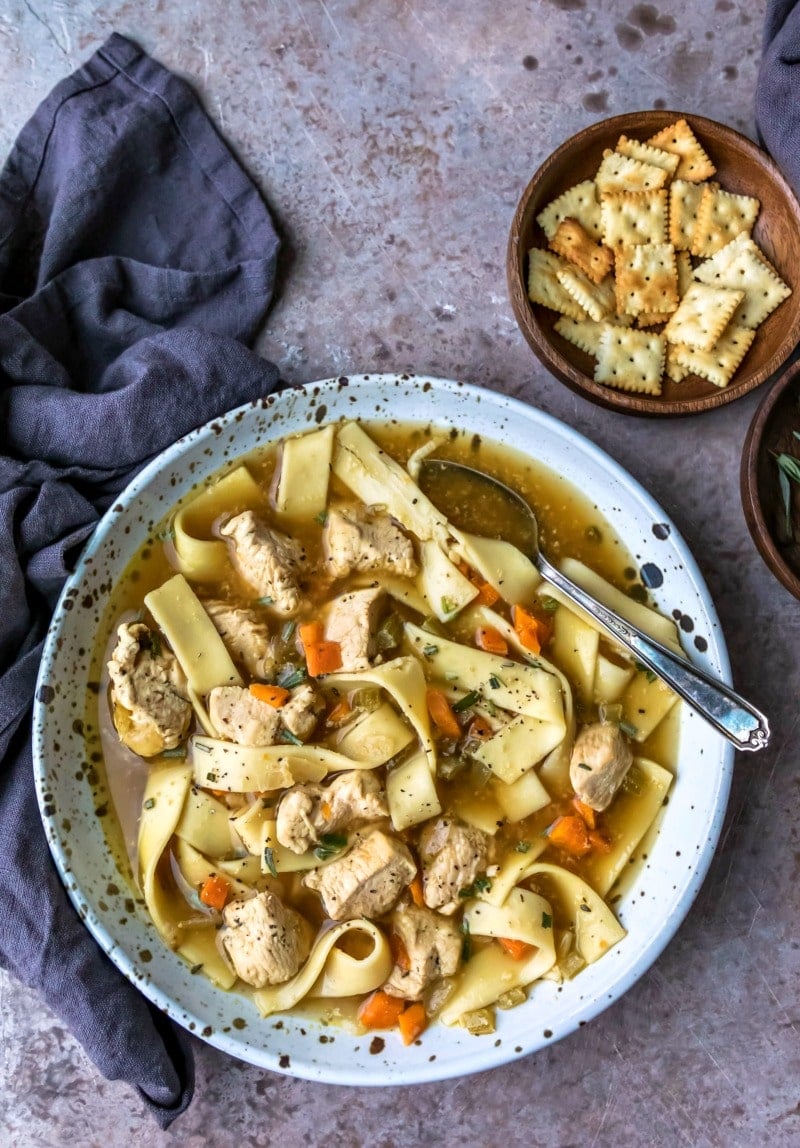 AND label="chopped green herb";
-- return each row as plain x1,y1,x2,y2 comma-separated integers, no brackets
453,689,480,713
190,963,204,975
619,719,638,738
280,728,303,746
147,631,162,659
488,675,502,689
539,596,559,613
351,687,382,712
314,833,348,861
375,613,403,651
634,660,657,684
577,761,592,771
460,917,472,962
440,596,457,615
161,745,187,759
515,841,531,854
263,847,278,878
205,772,218,785
314,510,328,525
194,741,212,754
280,621,297,643
541,911,552,929
579,903,592,913
277,665,307,689
143,797,156,810
256,595,275,607
423,643,439,657
458,874,492,898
